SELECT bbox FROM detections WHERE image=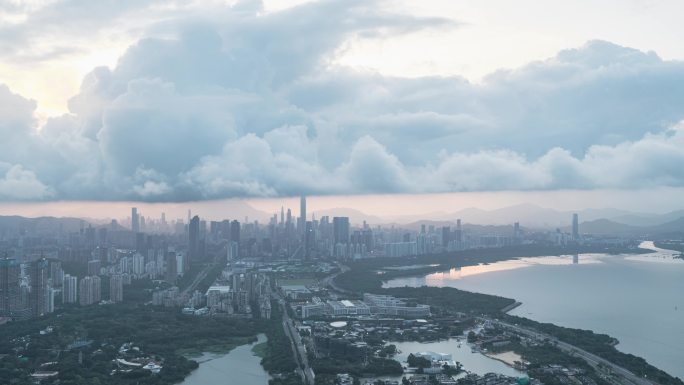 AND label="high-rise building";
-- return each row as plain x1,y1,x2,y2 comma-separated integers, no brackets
572,213,579,241
110,274,124,302
131,207,140,233
455,219,463,243
29,259,49,317
79,275,101,306
441,226,451,248
165,252,178,284
333,217,350,246
189,215,200,262
514,222,520,239
62,274,78,304
304,221,315,259
300,195,307,234
227,241,239,261
87,259,101,276
132,253,145,277
230,220,240,243
48,260,64,288
135,232,146,254
46,288,56,314
0,258,21,317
